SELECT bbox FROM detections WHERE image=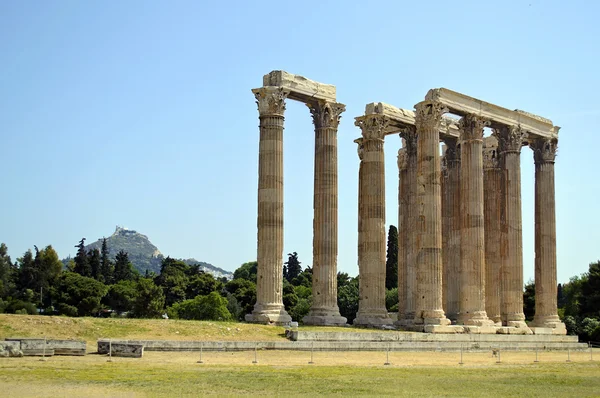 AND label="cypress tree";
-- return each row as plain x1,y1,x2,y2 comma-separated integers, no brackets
385,225,398,290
